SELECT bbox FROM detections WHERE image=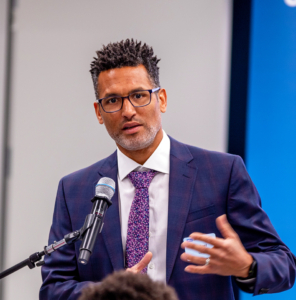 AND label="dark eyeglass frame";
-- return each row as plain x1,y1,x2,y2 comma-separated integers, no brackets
96,87,161,113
